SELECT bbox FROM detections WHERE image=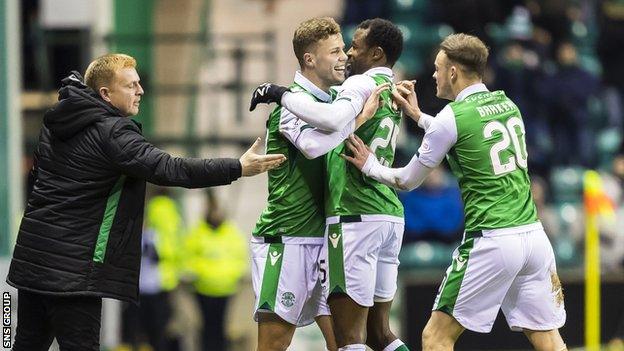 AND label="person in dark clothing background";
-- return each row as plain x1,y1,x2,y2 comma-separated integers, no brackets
6,53,285,351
